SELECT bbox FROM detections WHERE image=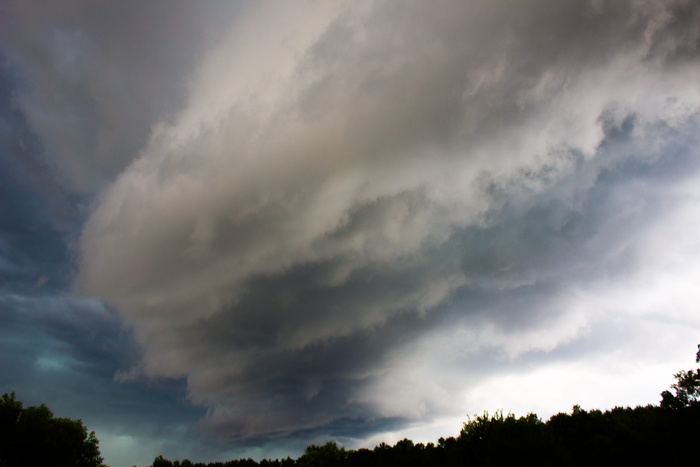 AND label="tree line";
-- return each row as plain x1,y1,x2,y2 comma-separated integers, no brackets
2,345,699,467
151,404,700,467
150,344,700,467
